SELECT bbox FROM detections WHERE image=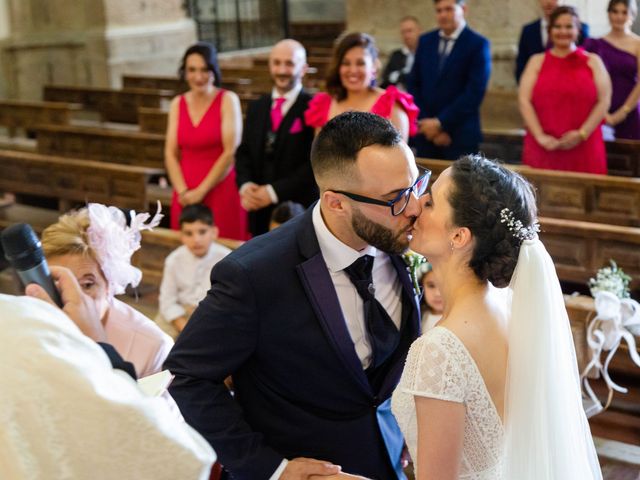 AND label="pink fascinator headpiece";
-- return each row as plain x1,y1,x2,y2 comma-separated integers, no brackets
86,201,163,295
